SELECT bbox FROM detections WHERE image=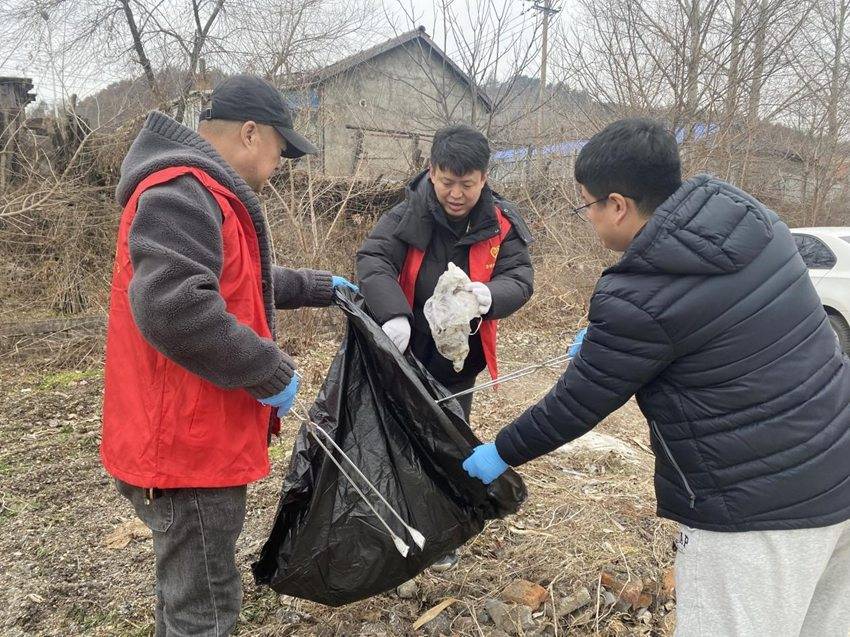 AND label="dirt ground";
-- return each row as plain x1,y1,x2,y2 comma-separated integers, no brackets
0,327,678,637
